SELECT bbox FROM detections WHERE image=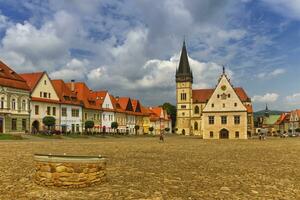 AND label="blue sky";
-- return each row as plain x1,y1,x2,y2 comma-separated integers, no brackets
0,0,299,111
